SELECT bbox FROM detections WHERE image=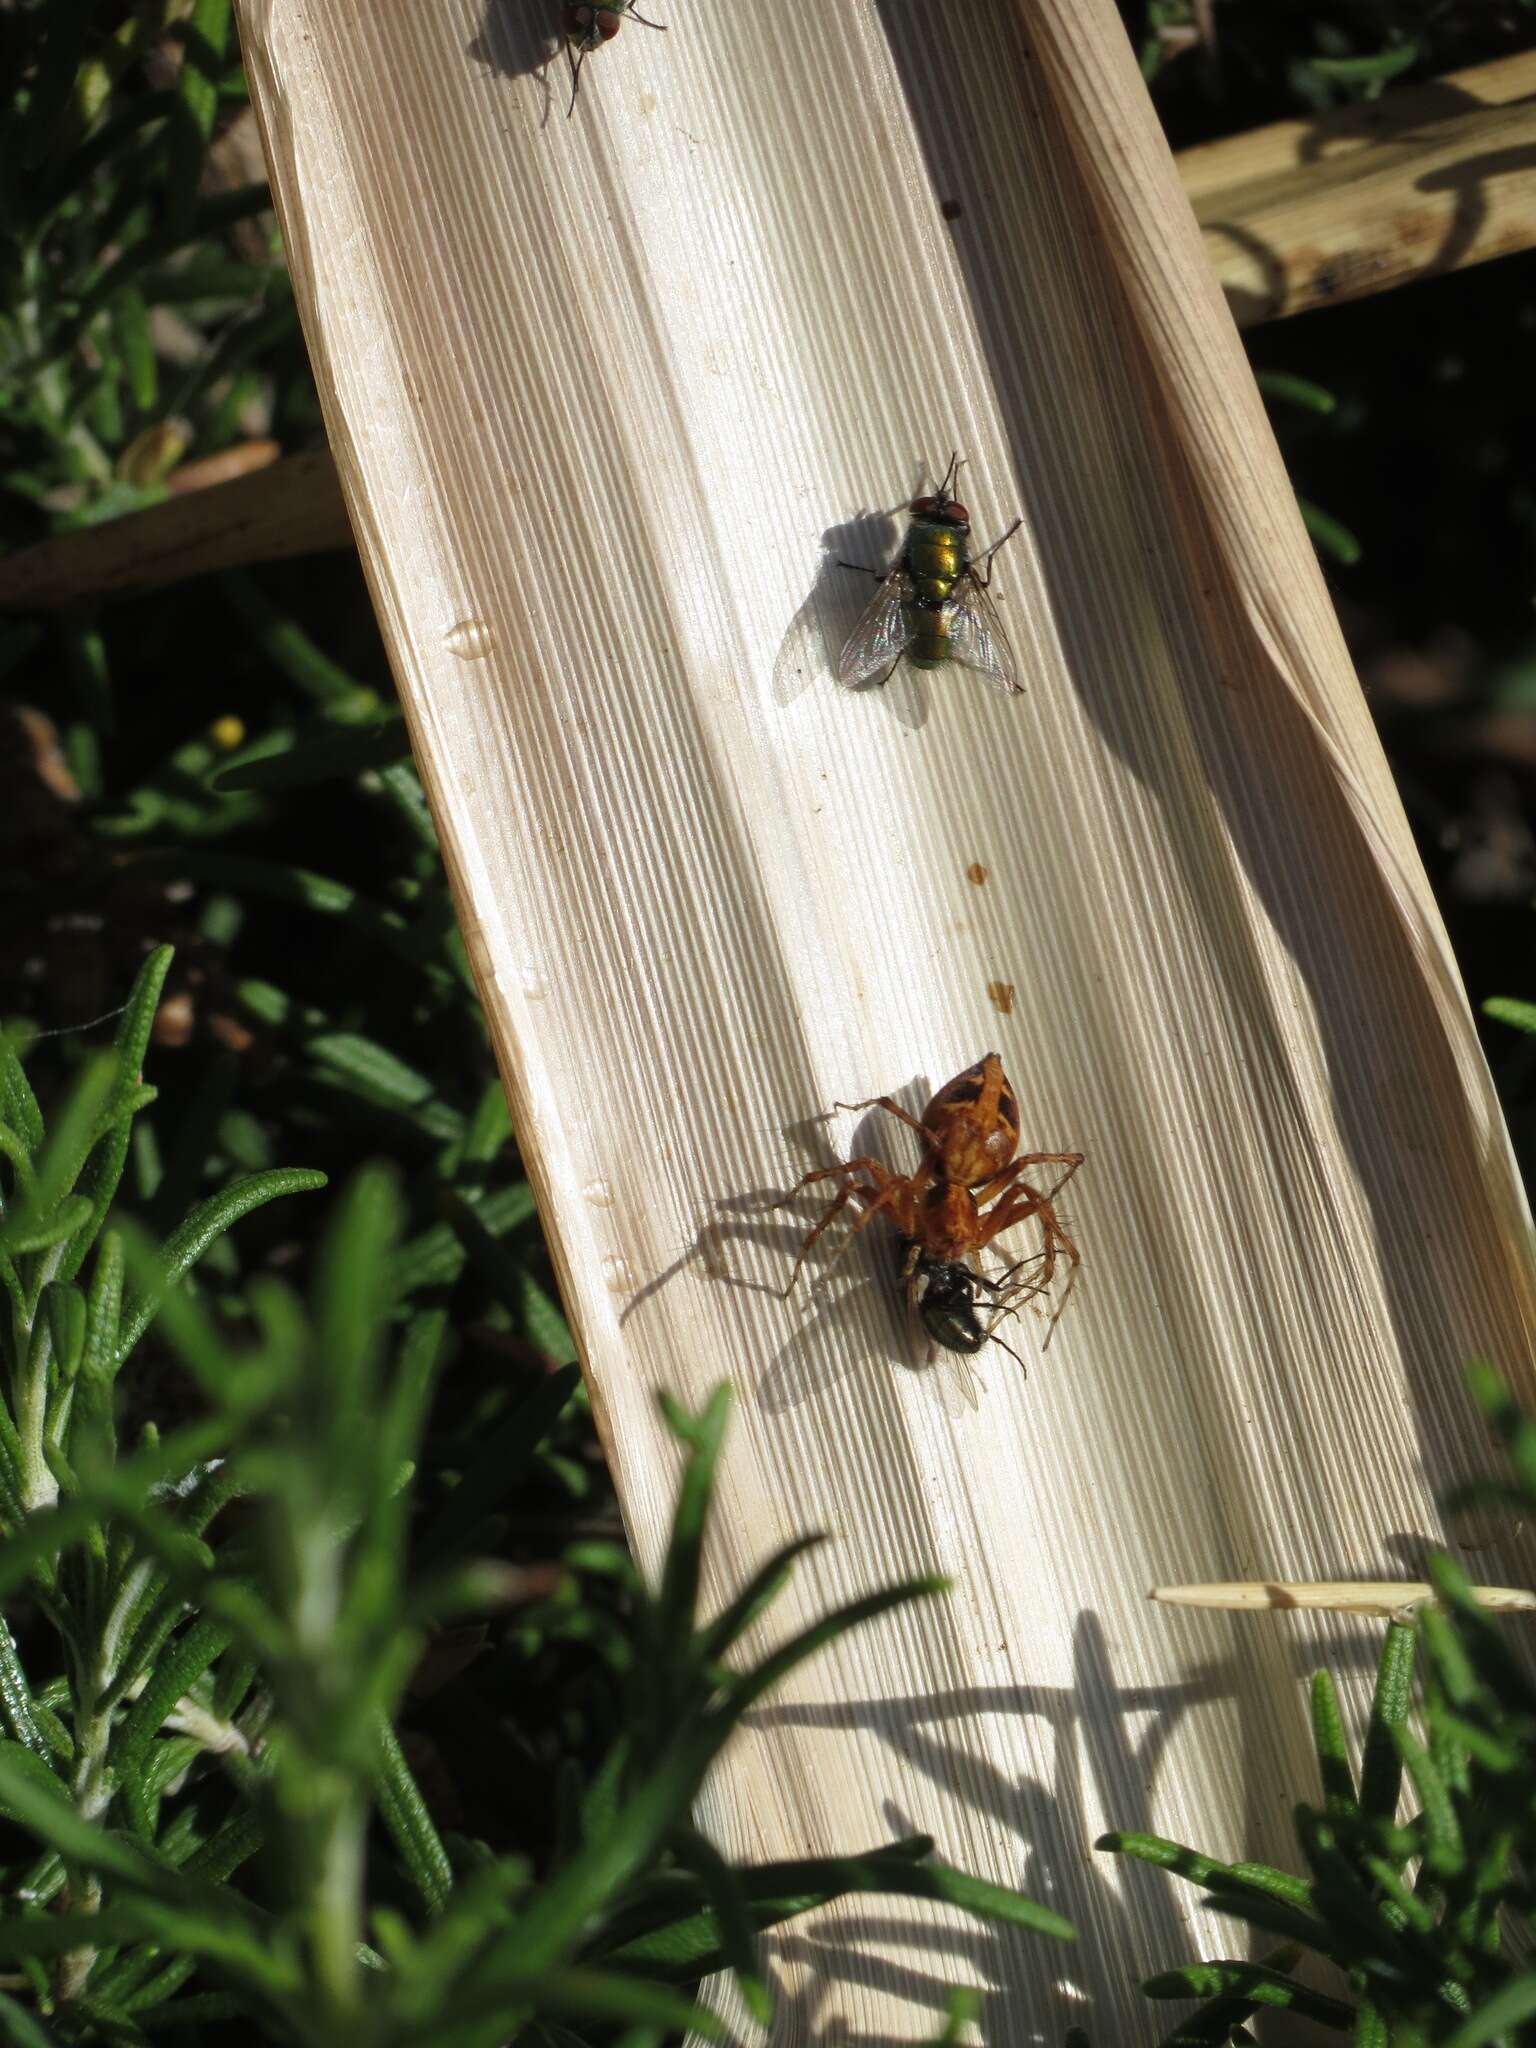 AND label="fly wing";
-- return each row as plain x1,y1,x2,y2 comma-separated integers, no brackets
931,1350,983,1416
837,569,914,688
904,1293,983,1416
948,571,1022,695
